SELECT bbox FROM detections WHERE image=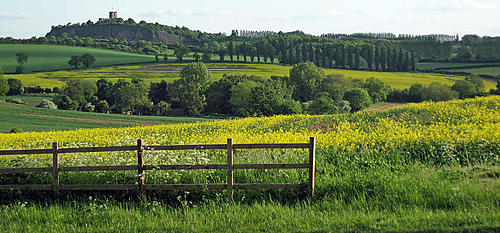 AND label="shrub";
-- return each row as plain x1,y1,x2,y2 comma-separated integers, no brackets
421,83,458,101
7,78,24,95
0,77,7,96
6,98,25,105
36,99,57,109
95,100,110,113
307,92,338,114
343,88,372,112
10,128,23,133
